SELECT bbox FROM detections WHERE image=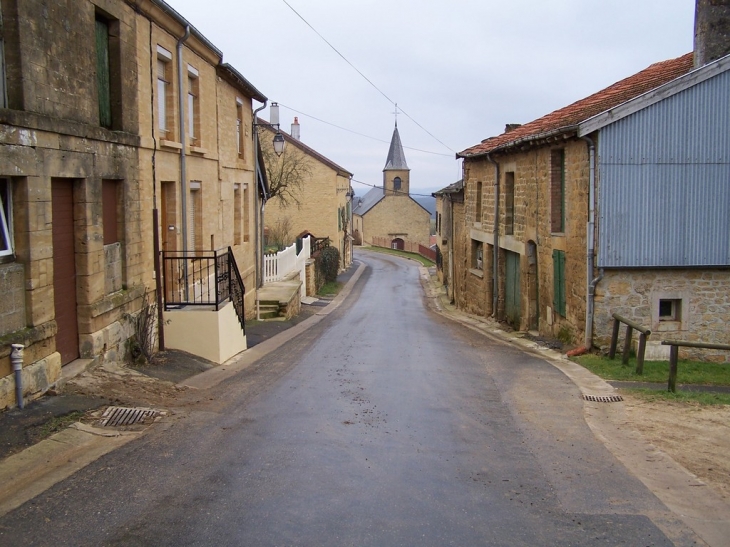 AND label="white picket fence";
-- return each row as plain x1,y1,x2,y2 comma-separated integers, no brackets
263,236,311,298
